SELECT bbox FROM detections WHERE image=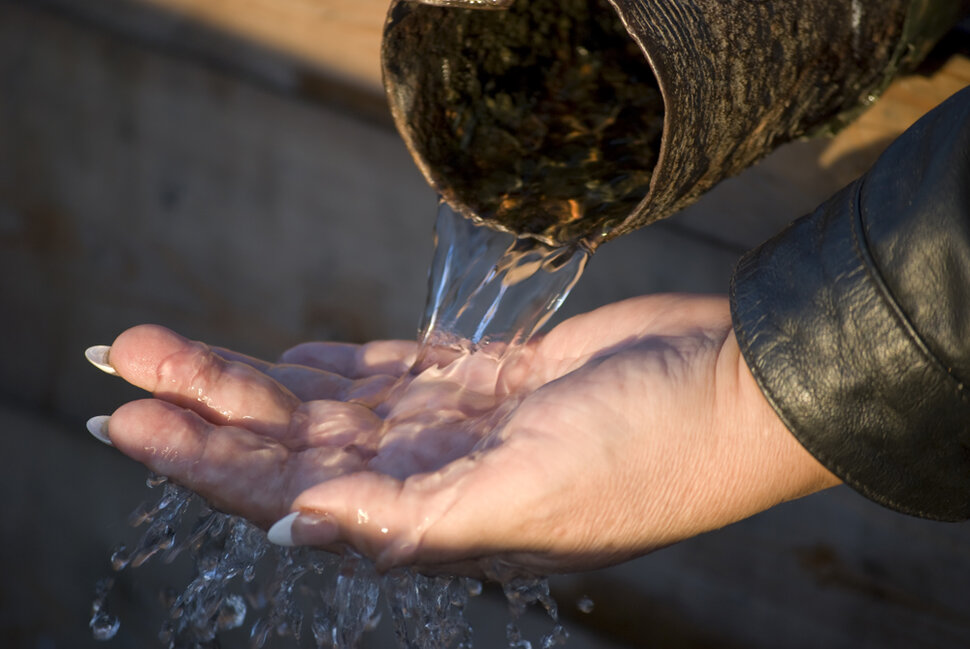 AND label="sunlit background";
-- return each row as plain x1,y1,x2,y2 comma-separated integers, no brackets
1,1,969,647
